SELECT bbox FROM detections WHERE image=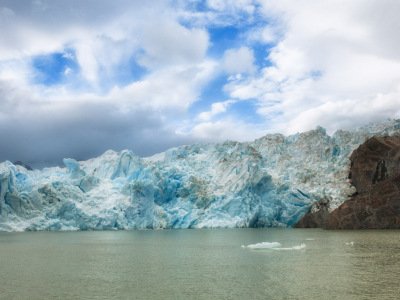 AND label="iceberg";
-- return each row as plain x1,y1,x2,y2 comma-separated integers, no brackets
273,243,306,251
242,242,306,250
1,119,400,231
242,242,282,249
